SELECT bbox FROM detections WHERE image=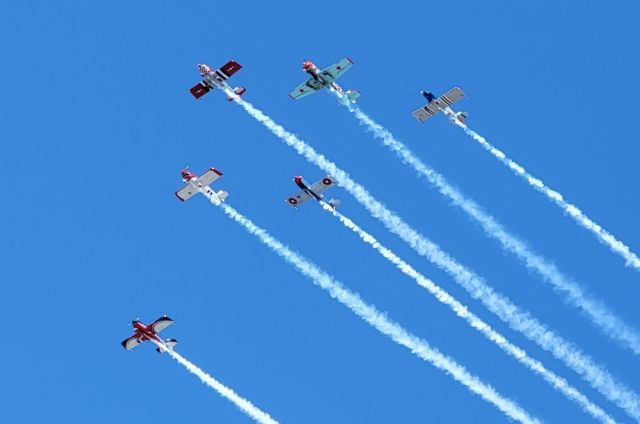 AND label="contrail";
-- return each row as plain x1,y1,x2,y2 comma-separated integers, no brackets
201,193,541,424
319,202,615,423
221,89,640,420
151,340,277,424
455,121,640,271
340,101,640,356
